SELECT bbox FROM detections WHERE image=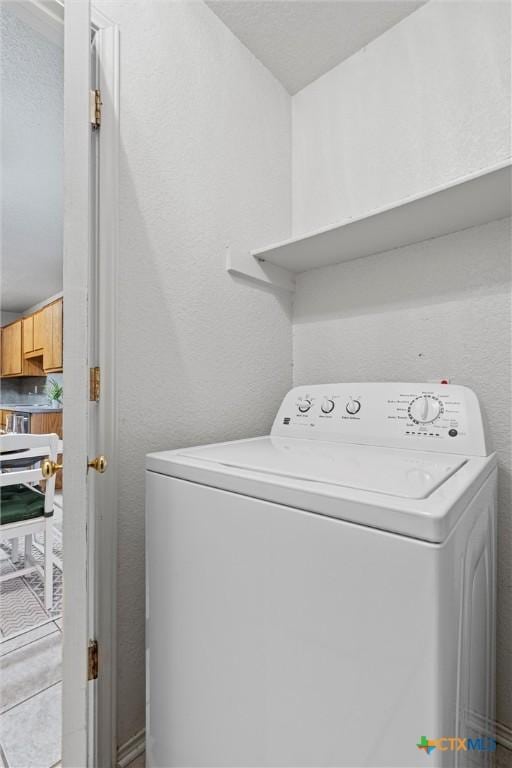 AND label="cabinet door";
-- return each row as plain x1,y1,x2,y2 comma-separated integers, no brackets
1,327,9,375
50,299,63,370
31,411,63,439
11,322,23,374
23,316,34,354
40,306,53,370
42,300,63,372
1,326,8,375
31,301,63,373
1,321,22,376
33,309,48,351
